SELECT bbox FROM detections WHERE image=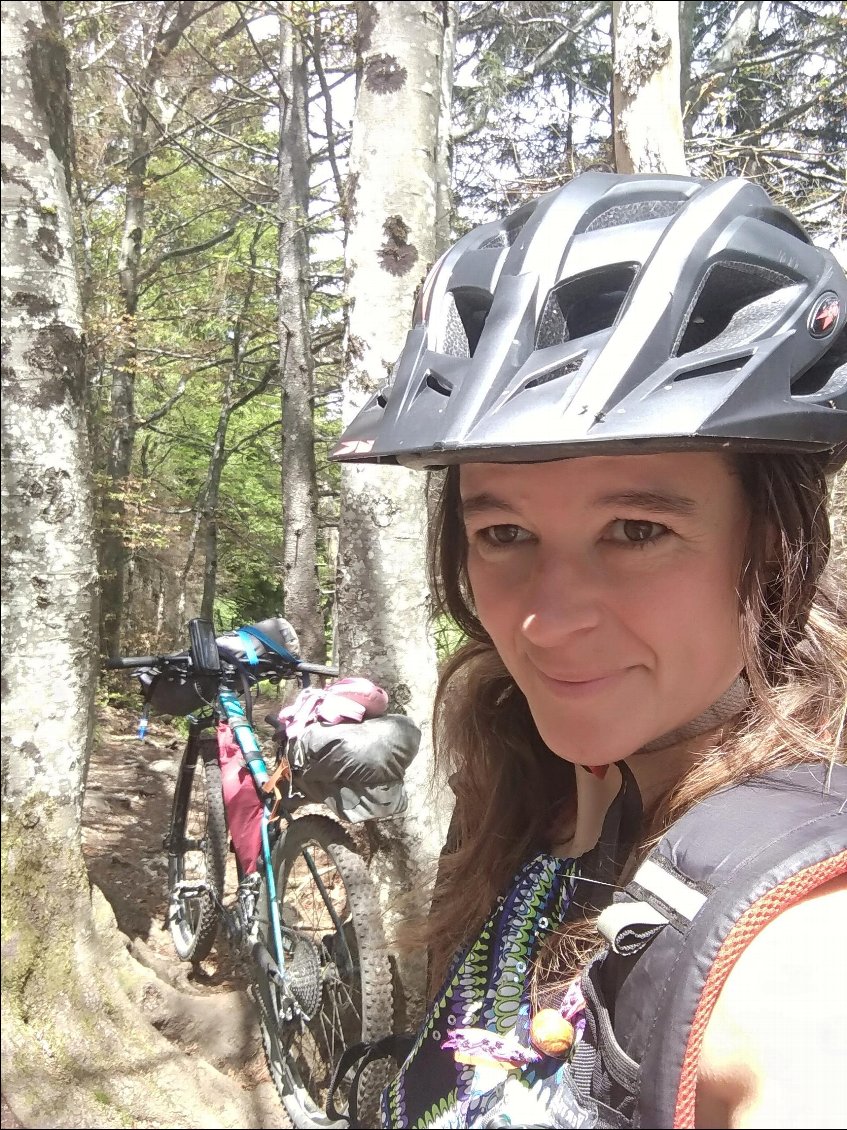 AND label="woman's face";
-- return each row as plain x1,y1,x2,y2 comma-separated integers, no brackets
460,452,750,767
